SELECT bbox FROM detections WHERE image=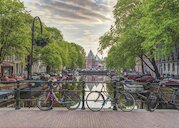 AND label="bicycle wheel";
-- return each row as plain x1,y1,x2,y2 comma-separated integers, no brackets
86,91,105,112
37,92,53,111
147,94,159,112
117,92,135,112
65,93,81,110
173,92,179,106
